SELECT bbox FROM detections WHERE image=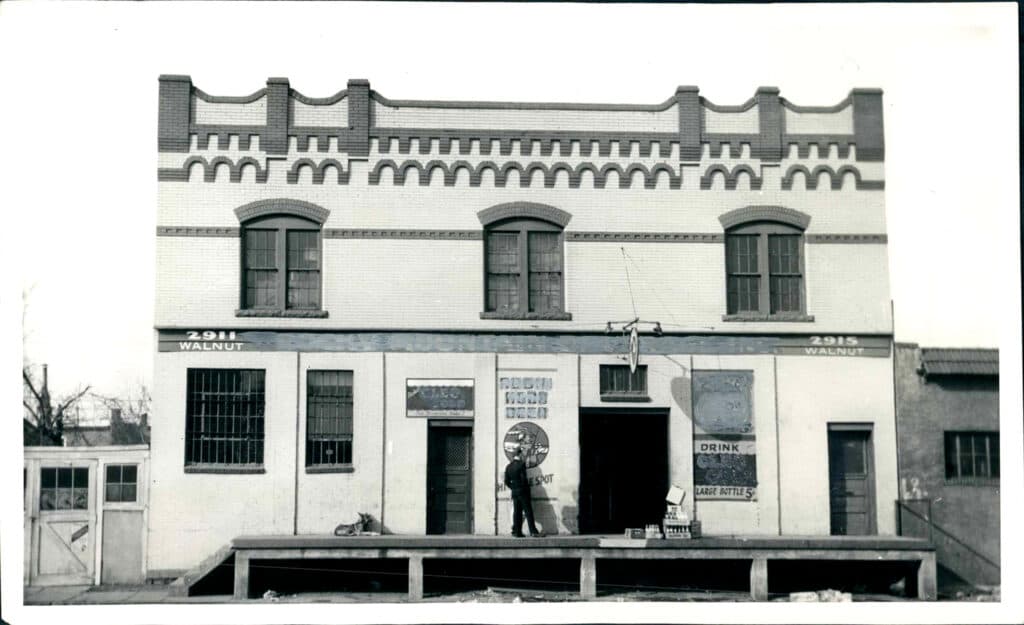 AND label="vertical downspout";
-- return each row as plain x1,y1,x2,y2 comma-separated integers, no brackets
493,352,499,535
891,299,903,532
293,352,301,536
773,355,783,535
380,352,387,533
